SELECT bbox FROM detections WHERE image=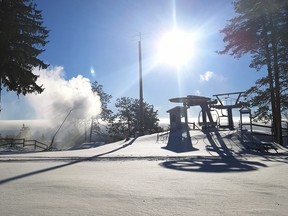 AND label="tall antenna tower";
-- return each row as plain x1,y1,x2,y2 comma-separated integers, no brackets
138,32,144,134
